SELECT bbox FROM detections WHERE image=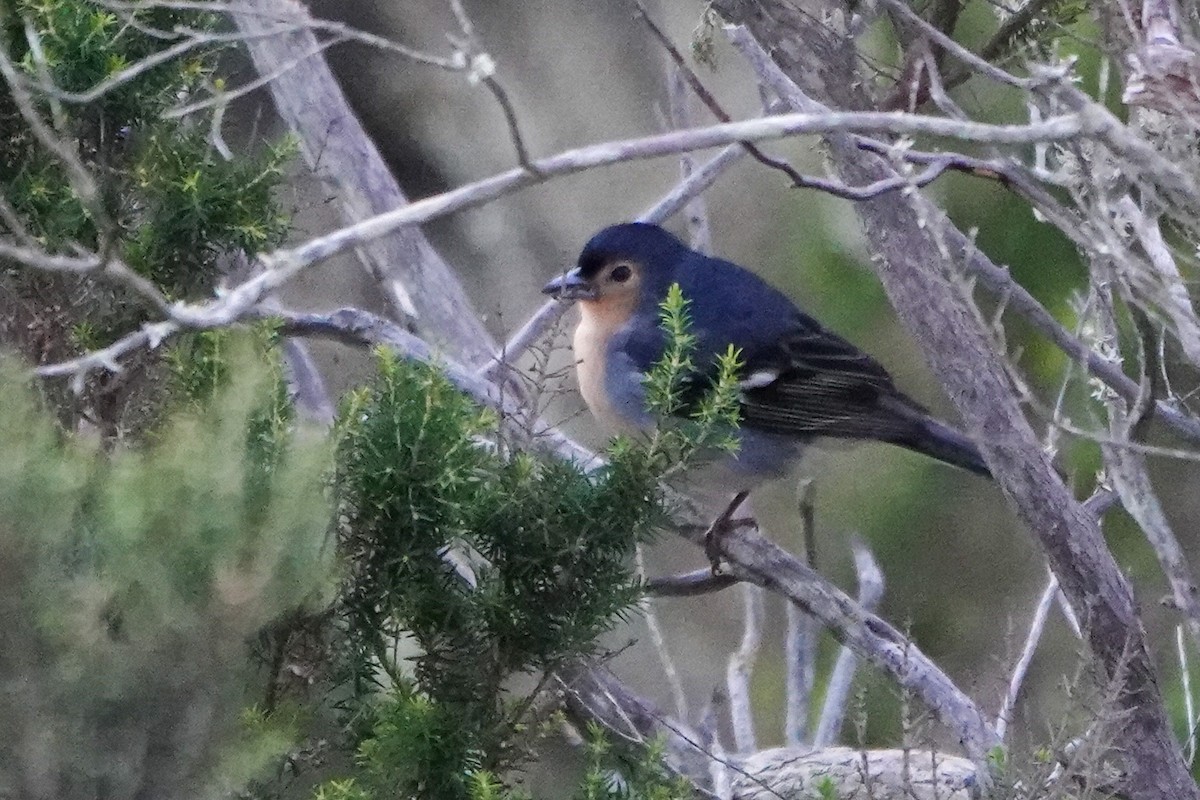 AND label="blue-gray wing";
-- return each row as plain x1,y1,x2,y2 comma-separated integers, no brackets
619,254,920,440
616,253,989,474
